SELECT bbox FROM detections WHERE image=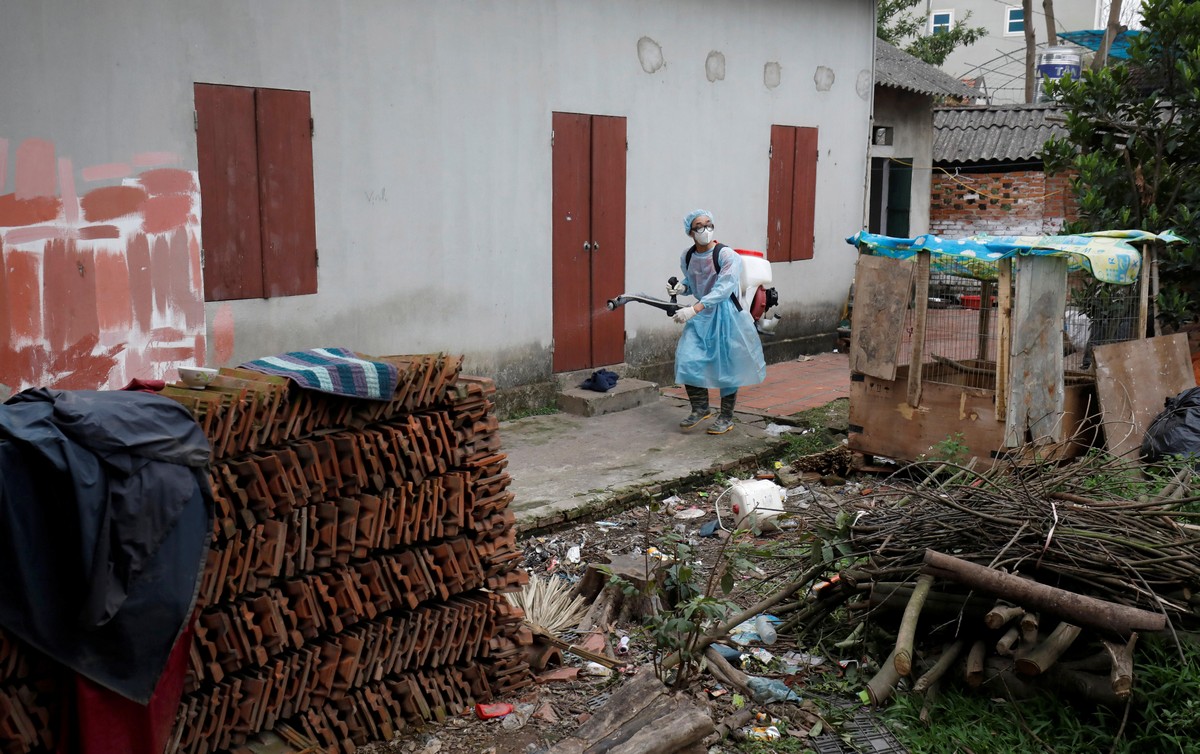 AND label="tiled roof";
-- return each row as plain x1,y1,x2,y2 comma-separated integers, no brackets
875,39,979,99
933,103,1068,164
